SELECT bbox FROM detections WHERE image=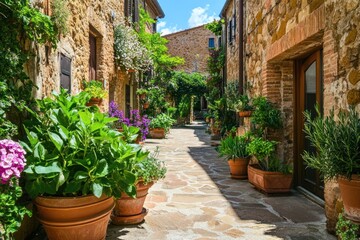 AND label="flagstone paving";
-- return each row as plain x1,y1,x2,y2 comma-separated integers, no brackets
107,123,336,240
